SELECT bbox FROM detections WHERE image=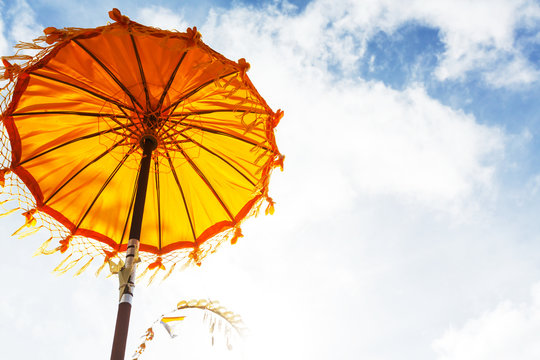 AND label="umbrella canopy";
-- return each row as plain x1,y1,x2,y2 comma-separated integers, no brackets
0,9,283,274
